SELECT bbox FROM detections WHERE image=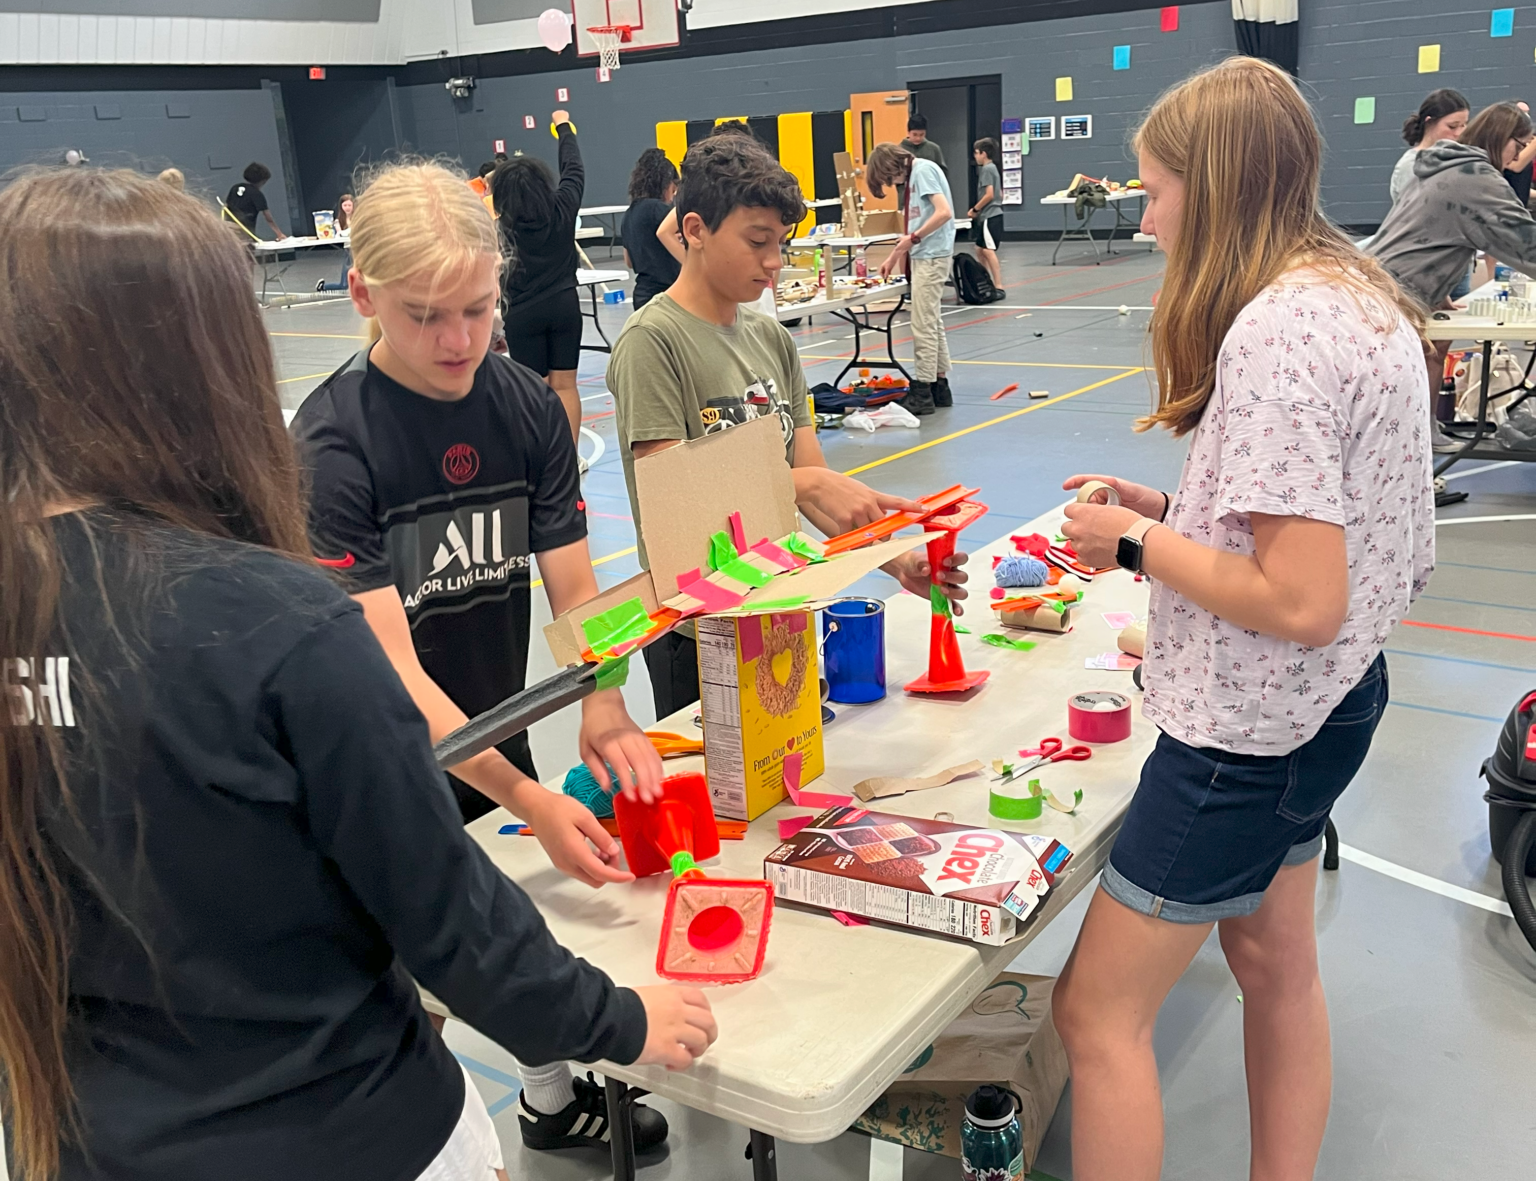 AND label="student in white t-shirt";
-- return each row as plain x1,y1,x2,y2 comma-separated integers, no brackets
1050,58,1434,1181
